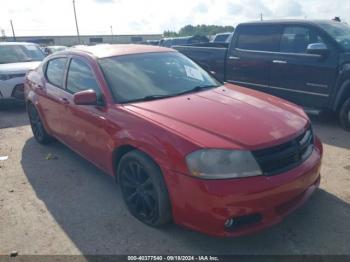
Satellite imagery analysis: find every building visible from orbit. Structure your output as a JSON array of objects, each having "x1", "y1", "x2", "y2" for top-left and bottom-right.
[{"x1": 1, "y1": 34, "x2": 162, "y2": 46}]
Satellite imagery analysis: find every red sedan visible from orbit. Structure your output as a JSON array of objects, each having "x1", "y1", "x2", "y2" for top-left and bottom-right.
[{"x1": 24, "y1": 45, "x2": 322, "y2": 237}]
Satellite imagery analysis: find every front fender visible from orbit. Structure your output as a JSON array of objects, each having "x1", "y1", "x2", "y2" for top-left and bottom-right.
[{"x1": 110, "y1": 125, "x2": 196, "y2": 177}]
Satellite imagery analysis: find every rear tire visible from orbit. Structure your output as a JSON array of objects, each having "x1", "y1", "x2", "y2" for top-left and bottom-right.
[
  {"x1": 117, "y1": 150, "x2": 172, "y2": 227},
  {"x1": 339, "y1": 97, "x2": 350, "y2": 131},
  {"x1": 27, "y1": 103, "x2": 53, "y2": 144}
]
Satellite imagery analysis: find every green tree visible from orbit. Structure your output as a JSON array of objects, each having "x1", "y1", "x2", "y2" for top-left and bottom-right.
[
  {"x1": 174, "y1": 24, "x2": 234, "y2": 37},
  {"x1": 163, "y1": 30, "x2": 178, "y2": 37}
]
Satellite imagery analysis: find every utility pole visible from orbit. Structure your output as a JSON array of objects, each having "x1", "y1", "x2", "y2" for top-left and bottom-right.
[
  {"x1": 260, "y1": 13, "x2": 263, "y2": 21},
  {"x1": 72, "y1": 0, "x2": 81, "y2": 44},
  {"x1": 10, "y1": 20, "x2": 16, "y2": 41},
  {"x1": 110, "y1": 25, "x2": 114, "y2": 43}
]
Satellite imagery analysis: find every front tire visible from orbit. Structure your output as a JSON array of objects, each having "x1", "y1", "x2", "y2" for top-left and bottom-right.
[
  {"x1": 27, "y1": 103, "x2": 53, "y2": 144},
  {"x1": 117, "y1": 150, "x2": 172, "y2": 227},
  {"x1": 339, "y1": 97, "x2": 350, "y2": 131}
]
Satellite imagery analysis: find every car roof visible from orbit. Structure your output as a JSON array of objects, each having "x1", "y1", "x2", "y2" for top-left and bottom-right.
[
  {"x1": 238, "y1": 19, "x2": 336, "y2": 27},
  {"x1": 62, "y1": 44, "x2": 175, "y2": 59},
  {"x1": 0, "y1": 42, "x2": 39, "y2": 46}
]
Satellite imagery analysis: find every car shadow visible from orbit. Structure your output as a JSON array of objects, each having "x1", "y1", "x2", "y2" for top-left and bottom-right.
[
  {"x1": 309, "y1": 115, "x2": 350, "y2": 150},
  {"x1": 0, "y1": 101, "x2": 27, "y2": 128},
  {"x1": 21, "y1": 137, "x2": 350, "y2": 255}
]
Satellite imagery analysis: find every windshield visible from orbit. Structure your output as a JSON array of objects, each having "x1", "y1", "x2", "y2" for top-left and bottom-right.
[
  {"x1": 0, "y1": 44, "x2": 45, "y2": 64},
  {"x1": 318, "y1": 22, "x2": 350, "y2": 51},
  {"x1": 98, "y1": 52, "x2": 221, "y2": 103}
]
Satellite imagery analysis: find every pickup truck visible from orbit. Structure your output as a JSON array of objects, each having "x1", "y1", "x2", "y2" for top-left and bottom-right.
[{"x1": 174, "y1": 20, "x2": 350, "y2": 130}]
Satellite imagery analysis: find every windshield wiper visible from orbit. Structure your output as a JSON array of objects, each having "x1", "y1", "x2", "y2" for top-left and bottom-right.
[
  {"x1": 122, "y1": 85, "x2": 218, "y2": 104},
  {"x1": 123, "y1": 94, "x2": 175, "y2": 103},
  {"x1": 174, "y1": 84, "x2": 219, "y2": 96}
]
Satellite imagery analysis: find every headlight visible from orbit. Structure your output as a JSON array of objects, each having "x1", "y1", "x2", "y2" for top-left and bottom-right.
[
  {"x1": 185, "y1": 149, "x2": 262, "y2": 179},
  {"x1": 0, "y1": 73, "x2": 25, "y2": 81}
]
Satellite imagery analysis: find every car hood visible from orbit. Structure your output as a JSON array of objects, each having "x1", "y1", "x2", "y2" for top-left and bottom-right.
[
  {"x1": 0, "y1": 61, "x2": 41, "y2": 74},
  {"x1": 124, "y1": 84, "x2": 309, "y2": 150}
]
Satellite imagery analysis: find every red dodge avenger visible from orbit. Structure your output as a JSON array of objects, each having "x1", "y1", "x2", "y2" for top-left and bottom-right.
[{"x1": 24, "y1": 44, "x2": 322, "y2": 237}]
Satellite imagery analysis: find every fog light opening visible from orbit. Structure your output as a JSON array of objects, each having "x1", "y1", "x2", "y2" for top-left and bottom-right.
[
  {"x1": 224, "y1": 218, "x2": 235, "y2": 228},
  {"x1": 224, "y1": 213, "x2": 263, "y2": 231}
]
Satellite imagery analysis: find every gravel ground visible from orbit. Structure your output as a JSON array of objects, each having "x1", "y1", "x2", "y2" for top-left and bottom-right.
[{"x1": 0, "y1": 103, "x2": 349, "y2": 255}]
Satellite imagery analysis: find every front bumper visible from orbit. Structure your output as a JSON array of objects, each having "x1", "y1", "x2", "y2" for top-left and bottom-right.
[
  {"x1": 164, "y1": 137, "x2": 322, "y2": 237},
  {"x1": 0, "y1": 77, "x2": 25, "y2": 100}
]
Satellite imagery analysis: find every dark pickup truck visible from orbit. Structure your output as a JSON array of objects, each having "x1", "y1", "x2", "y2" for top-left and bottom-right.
[{"x1": 174, "y1": 20, "x2": 350, "y2": 130}]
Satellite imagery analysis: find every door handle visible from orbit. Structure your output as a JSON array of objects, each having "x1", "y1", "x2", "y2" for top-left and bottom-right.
[
  {"x1": 60, "y1": 98, "x2": 70, "y2": 105},
  {"x1": 229, "y1": 56, "x2": 240, "y2": 60},
  {"x1": 273, "y1": 60, "x2": 287, "y2": 64}
]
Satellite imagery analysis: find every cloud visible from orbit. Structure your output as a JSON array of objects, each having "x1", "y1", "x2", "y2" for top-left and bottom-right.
[
  {"x1": 0, "y1": 0, "x2": 349, "y2": 36},
  {"x1": 94, "y1": 0, "x2": 114, "y2": 3},
  {"x1": 227, "y1": 3, "x2": 243, "y2": 15},
  {"x1": 193, "y1": 2, "x2": 208, "y2": 13},
  {"x1": 225, "y1": 0, "x2": 272, "y2": 20},
  {"x1": 274, "y1": 0, "x2": 304, "y2": 17}
]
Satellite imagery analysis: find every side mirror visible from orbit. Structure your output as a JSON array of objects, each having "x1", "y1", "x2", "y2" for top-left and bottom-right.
[
  {"x1": 307, "y1": 43, "x2": 329, "y2": 56},
  {"x1": 73, "y1": 90, "x2": 97, "y2": 105}
]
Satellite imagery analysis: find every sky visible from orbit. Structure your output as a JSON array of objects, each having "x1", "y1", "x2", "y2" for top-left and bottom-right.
[{"x1": 1, "y1": 0, "x2": 350, "y2": 36}]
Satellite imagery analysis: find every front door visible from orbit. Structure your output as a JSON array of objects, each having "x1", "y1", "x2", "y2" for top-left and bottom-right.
[
  {"x1": 60, "y1": 57, "x2": 111, "y2": 172},
  {"x1": 39, "y1": 57, "x2": 68, "y2": 137},
  {"x1": 269, "y1": 25, "x2": 338, "y2": 108}
]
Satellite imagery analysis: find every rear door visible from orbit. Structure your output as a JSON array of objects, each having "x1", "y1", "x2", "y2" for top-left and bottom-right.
[
  {"x1": 269, "y1": 25, "x2": 338, "y2": 108},
  {"x1": 39, "y1": 57, "x2": 68, "y2": 137},
  {"x1": 226, "y1": 24, "x2": 281, "y2": 91}
]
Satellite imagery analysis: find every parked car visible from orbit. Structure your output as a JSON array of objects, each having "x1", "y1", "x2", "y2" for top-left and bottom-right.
[
  {"x1": 211, "y1": 32, "x2": 233, "y2": 43},
  {"x1": 0, "y1": 42, "x2": 45, "y2": 102},
  {"x1": 24, "y1": 44, "x2": 322, "y2": 237},
  {"x1": 159, "y1": 35, "x2": 209, "y2": 47},
  {"x1": 174, "y1": 20, "x2": 350, "y2": 130},
  {"x1": 146, "y1": 40, "x2": 160, "y2": 46},
  {"x1": 44, "y1": 45, "x2": 67, "y2": 56}
]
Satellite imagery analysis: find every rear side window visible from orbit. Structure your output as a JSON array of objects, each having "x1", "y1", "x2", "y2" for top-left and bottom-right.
[
  {"x1": 46, "y1": 58, "x2": 67, "y2": 88},
  {"x1": 280, "y1": 26, "x2": 325, "y2": 54},
  {"x1": 66, "y1": 58, "x2": 100, "y2": 94},
  {"x1": 236, "y1": 25, "x2": 281, "y2": 52},
  {"x1": 214, "y1": 34, "x2": 230, "y2": 43}
]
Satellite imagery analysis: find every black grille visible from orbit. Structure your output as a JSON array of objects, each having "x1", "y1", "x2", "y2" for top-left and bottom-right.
[{"x1": 253, "y1": 127, "x2": 314, "y2": 176}]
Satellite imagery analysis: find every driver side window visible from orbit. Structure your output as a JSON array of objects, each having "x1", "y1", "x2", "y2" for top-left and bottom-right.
[
  {"x1": 280, "y1": 26, "x2": 326, "y2": 54},
  {"x1": 66, "y1": 58, "x2": 100, "y2": 94}
]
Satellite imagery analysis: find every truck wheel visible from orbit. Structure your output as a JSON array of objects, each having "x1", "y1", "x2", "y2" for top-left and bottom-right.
[
  {"x1": 117, "y1": 150, "x2": 172, "y2": 227},
  {"x1": 339, "y1": 97, "x2": 350, "y2": 131}
]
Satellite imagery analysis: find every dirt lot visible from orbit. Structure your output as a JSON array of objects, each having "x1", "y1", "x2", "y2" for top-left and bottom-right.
[{"x1": 0, "y1": 103, "x2": 349, "y2": 255}]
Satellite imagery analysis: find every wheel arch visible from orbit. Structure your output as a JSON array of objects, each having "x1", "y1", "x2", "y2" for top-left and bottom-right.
[
  {"x1": 333, "y1": 79, "x2": 350, "y2": 112},
  {"x1": 111, "y1": 144, "x2": 166, "y2": 182},
  {"x1": 26, "y1": 99, "x2": 52, "y2": 135}
]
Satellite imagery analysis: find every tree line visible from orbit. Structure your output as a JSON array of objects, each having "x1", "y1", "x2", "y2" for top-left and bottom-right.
[{"x1": 164, "y1": 24, "x2": 234, "y2": 37}]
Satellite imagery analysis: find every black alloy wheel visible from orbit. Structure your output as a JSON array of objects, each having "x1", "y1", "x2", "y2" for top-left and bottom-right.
[
  {"x1": 27, "y1": 103, "x2": 53, "y2": 144},
  {"x1": 118, "y1": 151, "x2": 171, "y2": 227}
]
